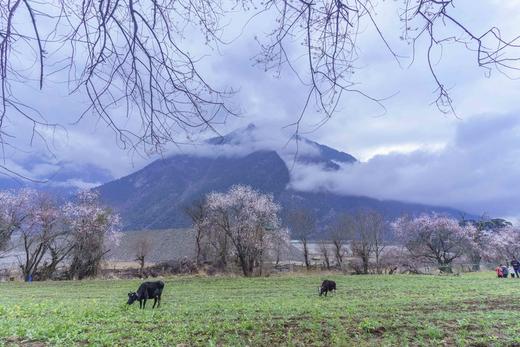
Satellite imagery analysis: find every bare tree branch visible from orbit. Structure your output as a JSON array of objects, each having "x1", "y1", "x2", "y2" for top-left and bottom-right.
[{"x1": 1, "y1": 0, "x2": 519, "y2": 176}]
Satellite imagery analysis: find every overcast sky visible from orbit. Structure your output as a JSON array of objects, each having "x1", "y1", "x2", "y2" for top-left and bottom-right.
[{"x1": 5, "y1": 0, "x2": 520, "y2": 220}]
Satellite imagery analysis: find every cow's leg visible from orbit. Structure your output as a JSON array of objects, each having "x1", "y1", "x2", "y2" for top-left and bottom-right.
[
  {"x1": 139, "y1": 300, "x2": 142, "y2": 309},
  {"x1": 157, "y1": 295, "x2": 161, "y2": 308},
  {"x1": 152, "y1": 298, "x2": 157, "y2": 309}
]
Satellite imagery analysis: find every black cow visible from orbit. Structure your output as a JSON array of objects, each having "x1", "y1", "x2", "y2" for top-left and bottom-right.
[
  {"x1": 127, "y1": 281, "x2": 164, "y2": 309},
  {"x1": 318, "y1": 280, "x2": 336, "y2": 296}
]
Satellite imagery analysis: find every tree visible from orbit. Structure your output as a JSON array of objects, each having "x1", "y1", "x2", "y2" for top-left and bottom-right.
[
  {"x1": 271, "y1": 229, "x2": 291, "y2": 267},
  {"x1": 347, "y1": 210, "x2": 385, "y2": 275},
  {"x1": 17, "y1": 191, "x2": 64, "y2": 281},
  {"x1": 185, "y1": 199, "x2": 208, "y2": 266},
  {"x1": 0, "y1": 190, "x2": 31, "y2": 255},
  {"x1": 392, "y1": 214, "x2": 476, "y2": 273},
  {"x1": 0, "y1": 188, "x2": 122, "y2": 281},
  {"x1": 63, "y1": 191, "x2": 121, "y2": 280},
  {"x1": 319, "y1": 240, "x2": 332, "y2": 270},
  {"x1": 488, "y1": 226, "x2": 520, "y2": 263},
  {"x1": 369, "y1": 211, "x2": 387, "y2": 274},
  {"x1": 460, "y1": 216, "x2": 512, "y2": 271},
  {"x1": 206, "y1": 222, "x2": 231, "y2": 270},
  {"x1": 36, "y1": 236, "x2": 74, "y2": 281},
  {"x1": 328, "y1": 214, "x2": 349, "y2": 268},
  {"x1": 287, "y1": 209, "x2": 316, "y2": 270},
  {"x1": 2, "y1": 1, "x2": 519, "y2": 176},
  {"x1": 134, "y1": 236, "x2": 152, "y2": 278},
  {"x1": 0, "y1": 189, "x2": 72, "y2": 281},
  {"x1": 190, "y1": 200, "x2": 230, "y2": 269},
  {"x1": 204, "y1": 185, "x2": 284, "y2": 277}
]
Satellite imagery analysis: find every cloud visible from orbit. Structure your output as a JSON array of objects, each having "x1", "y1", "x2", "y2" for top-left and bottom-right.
[
  {"x1": 165, "y1": 123, "x2": 321, "y2": 160},
  {"x1": 289, "y1": 113, "x2": 520, "y2": 217},
  {"x1": 49, "y1": 179, "x2": 103, "y2": 190}
]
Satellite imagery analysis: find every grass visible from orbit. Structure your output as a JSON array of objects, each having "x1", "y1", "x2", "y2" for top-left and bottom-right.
[{"x1": 1, "y1": 272, "x2": 520, "y2": 346}]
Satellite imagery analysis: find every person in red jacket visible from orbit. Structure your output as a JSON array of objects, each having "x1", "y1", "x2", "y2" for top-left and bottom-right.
[{"x1": 496, "y1": 264, "x2": 504, "y2": 278}]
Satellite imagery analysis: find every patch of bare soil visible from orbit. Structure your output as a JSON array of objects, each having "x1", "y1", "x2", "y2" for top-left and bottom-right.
[
  {"x1": 405, "y1": 297, "x2": 520, "y2": 314},
  {"x1": 2, "y1": 337, "x2": 47, "y2": 347}
]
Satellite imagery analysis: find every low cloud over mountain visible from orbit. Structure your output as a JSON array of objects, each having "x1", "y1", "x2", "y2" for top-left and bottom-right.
[{"x1": 290, "y1": 113, "x2": 520, "y2": 219}]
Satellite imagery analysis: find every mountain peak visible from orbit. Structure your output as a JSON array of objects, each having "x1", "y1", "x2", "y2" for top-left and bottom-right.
[
  {"x1": 206, "y1": 123, "x2": 258, "y2": 145},
  {"x1": 205, "y1": 124, "x2": 357, "y2": 169}
]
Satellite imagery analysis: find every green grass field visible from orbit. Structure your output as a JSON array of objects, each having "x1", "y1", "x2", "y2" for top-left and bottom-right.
[{"x1": 1, "y1": 272, "x2": 520, "y2": 346}]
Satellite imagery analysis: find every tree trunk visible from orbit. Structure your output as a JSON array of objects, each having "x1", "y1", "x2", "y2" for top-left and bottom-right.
[
  {"x1": 439, "y1": 261, "x2": 453, "y2": 273},
  {"x1": 195, "y1": 230, "x2": 202, "y2": 266},
  {"x1": 238, "y1": 253, "x2": 252, "y2": 277},
  {"x1": 324, "y1": 255, "x2": 330, "y2": 270},
  {"x1": 362, "y1": 254, "x2": 369, "y2": 274},
  {"x1": 471, "y1": 254, "x2": 481, "y2": 271},
  {"x1": 138, "y1": 257, "x2": 145, "y2": 277},
  {"x1": 302, "y1": 239, "x2": 310, "y2": 270},
  {"x1": 334, "y1": 244, "x2": 343, "y2": 268}
]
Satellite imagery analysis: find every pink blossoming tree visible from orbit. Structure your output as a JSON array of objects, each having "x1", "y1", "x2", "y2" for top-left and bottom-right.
[
  {"x1": 204, "y1": 185, "x2": 287, "y2": 277},
  {"x1": 0, "y1": 189, "x2": 67, "y2": 280},
  {"x1": 16, "y1": 190, "x2": 68, "y2": 281},
  {"x1": 1, "y1": 188, "x2": 121, "y2": 281},
  {"x1": 0, "y1": 189, "x2": 31, "y2": 253},
  {"x1": 459, "y1": 217, "x2": 511, "y2": 271},
  {"x1": 392, "y1": 214, "x2": 477, "y2": 273},
  {"x1": 488, "y1": 227, "x2": 520, "y2": 263},
  {"x1": 63, "y1": 190, "x2": 121, "y2": 280}
]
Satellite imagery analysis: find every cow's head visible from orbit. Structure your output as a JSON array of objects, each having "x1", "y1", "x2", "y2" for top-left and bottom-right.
[{"x1": 127, "y1": 292, "x2": 139, "y2": 305}]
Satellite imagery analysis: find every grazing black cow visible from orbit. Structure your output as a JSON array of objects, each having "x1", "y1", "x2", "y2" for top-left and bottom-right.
[
  {"x1": 127, "y1": 281, "x2": 164, "y2": 309},
  {"x1": 318, "y1": 280, "x2": 336, "y2": 296}
]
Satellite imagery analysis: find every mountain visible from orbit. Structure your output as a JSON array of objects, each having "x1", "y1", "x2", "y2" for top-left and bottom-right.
[
  {"x1": 0, "y1": 158, "x2": 113, "y2": 197},
  {"x1": 98, "y1": 150, "x2": 290, "y2": 230},
  {"x1": 97, "y1": 124, "x2": 471, "y2": 235}
]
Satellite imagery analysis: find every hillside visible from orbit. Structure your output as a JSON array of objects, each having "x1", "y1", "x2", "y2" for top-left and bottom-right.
[
  {"x1": 97, "y1": 126, "x2": 469, "y2": 235},
  {"x1": 98, "y1": 150, "x2": 290, "y2": 229}
]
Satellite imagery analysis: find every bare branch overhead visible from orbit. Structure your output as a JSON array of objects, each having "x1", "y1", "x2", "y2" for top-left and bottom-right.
[{"x1": 1, "y1": 0, "x2": 519, "y2": 174}]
